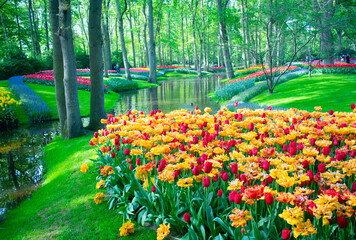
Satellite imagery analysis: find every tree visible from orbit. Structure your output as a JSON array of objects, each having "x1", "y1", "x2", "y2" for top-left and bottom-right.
[
  {"x1": 49, "y1": 0, "x2": 67, "y2": 138},
  {"x1": 216, "y1": 0, "x2": 234, "y2": 79},
  {"x1": 102, "y1": 0, "x2": 112, "y2": 78},
  {"x1": 88, "y1": 0, "x2": 106, "y2": 130},
  {"x1": 115, "y1": 0, "x2": 132, "y2": 80},
  {"x1": 147, "y1": 0, "x2": 157, "y2": 83},
  {"x1": 58, "y1": 0, "x2": 83, "y2": 138}
]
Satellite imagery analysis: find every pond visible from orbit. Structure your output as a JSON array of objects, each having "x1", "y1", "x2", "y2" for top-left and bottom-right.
[
  {"x1": 0, "y1": 74, "x2": 225, "y2": 220},
  {"x1": 114, "y1": 74, "x2": 226, "y2": 114}
]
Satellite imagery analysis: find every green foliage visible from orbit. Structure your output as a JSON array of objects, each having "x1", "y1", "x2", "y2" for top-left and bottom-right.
[
  {"x1": 111, "y1": 50, "x2": 124, "y2": 68},
  {"x1": 312, "y1": 67, "x2": 356, "y2": 74},
  {"x1": 107, "y1": 78, "x2": 139, "y2": 92},
  {"x1": 75, "y1": 51, "x2": 90, "y2": 69}
]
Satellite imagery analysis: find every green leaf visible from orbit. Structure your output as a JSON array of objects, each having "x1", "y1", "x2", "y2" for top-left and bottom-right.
[
  {"x1": 213, "y1": 234, "x2": 225, "y2": 240},
  {"x1": 213, "y1": 217, "x2": 234, "y2": 236}
]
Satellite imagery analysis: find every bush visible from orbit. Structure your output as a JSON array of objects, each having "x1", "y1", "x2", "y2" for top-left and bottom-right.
[
  {"x1": 214, "y1": 78, "x2": 255, "y2": 101},
  {"x1": 76, "y1": 52, "x2": 90, "y2": 69},
  {"x1": 107, "y1": 78, "x2": 139, "y2": 92}
]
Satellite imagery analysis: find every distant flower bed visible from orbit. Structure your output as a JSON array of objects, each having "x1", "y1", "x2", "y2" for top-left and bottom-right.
[
  {"x1": 214, "y1": 78, "x2": 255, "y2": 101},
  {"x1": 235, "y1": 65, "x2": 267, "y2": 76},
  {"x1": 0, "y1": 87, "x2": 21, "y2": 129},
  {"x1": 228, "y1": 66, "x2": 299, "y2": 84},
  {"x1": 157, "y1": 66, "x2": 184, "y2": 69},
  {"x1": 312, "y1": 64, "x2": 356, "y2": 74},
  {"x1": 23, "y1": 73, "x2": 109, "y2": 94},
  {"x1": 209, "y1": 66, "x2": 226, "y2": 73},
  {"x1": 8, "y1": 77, "x2": 51, "y2": 122},
  {"x1": 84, "y1": 104, "x2": 356, "y2": 239}
]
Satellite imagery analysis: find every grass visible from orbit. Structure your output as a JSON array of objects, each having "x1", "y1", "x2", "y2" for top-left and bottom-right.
[
  {"x1": 250, "y1": 74, "x2": 356, "y2": 112},
  {"x1": 0, "y1": 80, "x2": 30, "y2": 124},
  {"x1": 26, "y1": 83, "x2": 120, "y2": 119},
  {"x1": 0, "y1": 134, "x2": 156, "y2": 239},
  {"x1": 84, "y1": 77, "x2": 159, "y2": 90},
  {"x1": 158, "y1": 71, "x2": 197, "y2": 80}
]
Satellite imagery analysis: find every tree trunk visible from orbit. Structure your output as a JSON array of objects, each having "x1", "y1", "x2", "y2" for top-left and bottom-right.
[
  {"x1": 217, "y1": 0, "x2": 235, "y2": 79},
  {"x1": 29, "y1": 0, "x2": 41, "y2": 56},
  {"x1": 115, "y1": 0, "x2": 132, "y2": 80},
  {"x1": 15, "y1": 4, "x2": 22, "y2": 51},
  {"x1": 115, "y1": 17, "x2": 119, "y2": 53},
  {"x1": 192, "y1": 0, "x2": 201, "y2": 77},
  {"x1": 142, "y1": 0, "x2": 149, "y2": 66},
  {"x1": 43, "y1": 0, "x2": 50, "y2": 51},
  {"x1": 168, "y1": 12, "x2": 172, "y2": 64},
  {"x1": 181, "y1": 11, "x2": 185, "y2": 67},
  {"x1": 88, "y1": 0, "x2": 106, "y2": 130},
  {"x1": 59, "y1": 0, "x2": 83, "y2": 139},
  {"x1": 240, "y1": 0, "x2": 247, "y2": 68},
  {"x1": 147, "y1": 0, "x2": 157, "y2": 83},
  {"x1": 186, "y1": 15, "x2": 190, "y2": 67},
  {"x1": 28, "y1": 0, "x2": 36, "y2": 57},
  {"x1": 127, "y1": 0, "x2": 136, "y2": 67},
  {"x1": 49, "y1": 0, "x2": 67, "y2": 138},
  {"x1": 102, "y1": 0, "x2": 112, "y2": 78}
]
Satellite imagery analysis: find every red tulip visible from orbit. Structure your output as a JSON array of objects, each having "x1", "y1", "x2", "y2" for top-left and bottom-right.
[
  {"x1": 124, "y1": 148, "x2": 130, "y2": 155},
  {"x1": 282, "y1": 229, "x2": 291, "y2": 240},
  {"x1": 249, "y1": 122, "x2": 254, "y2": 131},
  {"x1": 234, "y1": 193, "x2": 243, "y2": 204},
  {"x1": 229, "y1": 190, "x2": 237, "y2": 202},
  {"x1": 221, "y1": 172, "x2": 229, "y2": 181},
  {"x1": 265, "y1": 193, "x2": 274, "y2": 205},
  {"x1": 351, "y1": 182, "x2": 356, "y2": 192},
  {"x1": 267, "y1": 175, "x2": 274, "y2": 184},
  {"x1": 318, "y1": 163, "x2": 326, "y2": 173},
  {"x1": 129, "y1": 164, "x2": 133, "y2": 170},
  {"x1": 203, "y1": 177, "x2": 211, "y2": 188},
  {"x1": 231, "y1": 163, "x2": 238, "y2": 174},
  {"x1": 183, "y1": 212, "x2": 190, "y2": 222},
  {"x1": 337, "y1": 215, "x2": 348, "y2": 228},
  {"x1": 322, "y1": 147, "x2": 331, "y2": 156},
  {"x1": 234, "y1": 102, "x2": 238, "y2": 107},
  {"x1": 262, "y1": 161, "x2": 270, "y2": 171},
  {"x1": 204, "y1": 162, "x2": 213, "y2": 173},
  {"x1": 217, "y1": 189, "x2": 223, "y2": 197},
  {"x1": 192, "y1": 166, "x2": 200, "y2": 176},
  {"x1": 351, "y1": 103, "x2": 355, "y2": 109},
  {"x1": 111, "y1": 152, "x2": 116, "y2": 158},
  {"x1": 329, "y1": 109, "x2": 334, "y2": 115},
  {"x1": 151, "y1": 185, "x2": 156, "y2": 192},
  {"x1": 241, "y1": 228, "x2": 246, "y2": 234},
  {"x1": 302, "y1": 160, "x2": 309, "y2": 168},
  {"x1": 136, "y1": 159, "x2": 141, "y2": 165}
]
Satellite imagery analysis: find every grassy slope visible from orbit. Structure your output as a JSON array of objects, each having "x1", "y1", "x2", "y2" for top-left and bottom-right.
[
  {"x1": 0, "y1": 81, "x2": 30, "y2": 124},
  {"x1": 0, "y1": 134, "x2": 156, "y2": 240},
  {"x1": 250, "y1": 74, "x2": 356, "y2": 112},
  {"x1": 26, "y1": 83, "x2": 120, "y2": 119}
]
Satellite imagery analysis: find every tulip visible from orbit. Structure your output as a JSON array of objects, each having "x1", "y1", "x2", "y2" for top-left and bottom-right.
[
  {"x1": 249, "y1": 122, "x2": 254, "y2": 131},
  {"x1": 111, "y1": 152, "x2": 116, "y2": 158},
  {"x1": 310, "y1": 138, "x2": 316, "y2": 146},
  {"x1": 262, "y1": 161, "x2": 270, "y2": 171},
  {"x1": 231, "y1": 163, "x2": 238, "y2": 174},
  {"x1": 183, "y1": 213, "x2": 190, "y2": 222},
  {"x1": 234, "y1": 102, "x2": 238, "y2": 107},
  {"x1": 136, "y1": 159, "x2": 141, "y2": 165},
  {"x1": 217, "y1": 189, "x2": 223, "y2": 197},
  {"x1": 241, "y1": 228, "x2": 246, "y2": 234},
  {"x1": 234, "y1": 193, "x2": 242, "y2": 204},
  {"x1": 318, "y1": 163, "x2": 326, "y2": 173},
  {"x1": 229, "y1": 190, "x2": 237, "y2": 202},
  {"x1": 284, "y1": 128, "x2": 290, "y2": 135},
  {"x1": 297, "y1": 142, "x2": 304, "y2": 151},
  {"x1": 151, "y1": 186, "x2": 156, "y2": 192},
  {"x1": 204, "y1": 162, "x2": 213, "y2": 173},
  {"x1": 94, "y1": 132, "x2": 99, "y2": 138},
  {"x1": 322, "y1": 147, "x2": 331, "y2": 156},
  {"x1": 282, "y1": 229, "x2": 291, "y2": 240},
  {"x1": 129, "y1": 164, "x2": 133, "y2": 170},
  {"x1": 265, "y1": 193, "x2": 274, "y2": 205},
  {"x1": 302, "y1": 160, "x2": 309, "y2": 168},
  {"x1": 192, "y1": 166, "x2": 200, "y2": 176},
  {"x1": 282, "y1": 144, "x2": 288, "y2": 152},
  {"x1": 221, "y1": 172, "x2": 229, "y2": 181},
  {"x1": 203, "y1": 177, "x2": 211, "y2": 188},
  {"x1": 351, "y1": 103, "x2": 355, "y2": 109},
  {"x1": 240, "y1": 174, "x2": 247, "y2": 183},
  {"x1": 352, "y1": 182, "x2": 356, "y2": 192},
  {"x1": 124, "y1": 148, "x2": 130, "y2": 155},
  {"x1": 329, "y1": 109, "x2": 334, "y2": 115},
  {"x1": 267, "y1": 175, "x2": 274, "y2": 184},
  {"x1": 307, "y1": 170, "x2": 314, "y2": 181},
  {"x1": 337, "y1": 215, "x2": 348, "y2": 228},
  {"x1": 213, "y1": 174, "x2": 219, "y2": 182}
]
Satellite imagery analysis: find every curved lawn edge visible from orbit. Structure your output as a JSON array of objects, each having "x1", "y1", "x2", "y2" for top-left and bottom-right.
[
  {"x1": 249, "y1": 73, "x2": 356, "y2": 112},
  {"x1": 0, "y1": 134, "x2": 156, "y2": 240}
]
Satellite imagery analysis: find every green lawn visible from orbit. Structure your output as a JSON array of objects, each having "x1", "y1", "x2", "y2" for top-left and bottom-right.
[
  {"x1": 158, "y1": 71, "x2": 197, "y2": 80},
  {"x1": 26, "y1": 83, "x2": 120, "y2": 119},
  {"x1": 0, "y1": 134, "x2": 156, "y2": 240},
  {"x1": 0, "y1": 81, "x2": 30, "y2": 124},
  {"x1": 250, "y1": 74, "x2": 356, "y2": 112}
]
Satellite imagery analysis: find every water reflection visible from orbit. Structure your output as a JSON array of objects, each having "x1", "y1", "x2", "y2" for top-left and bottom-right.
[
  {"x1": 115, "y1": 75, "x2": 225, "y2": 114},
  {"x1": 0, "y1": 122, "x2": 59, "y2": 218}
]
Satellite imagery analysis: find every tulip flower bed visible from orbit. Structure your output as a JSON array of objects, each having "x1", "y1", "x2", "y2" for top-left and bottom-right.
[
  {"x1": 209, "y1": 67, "x2": 226, "y2": 73},
  {"x1": 228, "y1": 66, "x2": 299, "y2": 84},
  {"x1": 23, "y1": 73, "x2": 110, "y2": 94},
  {"x1": 86, "y1": 105, "x2": 356, "y2": 239},
  {"x1": 312, "y1": 64, "x2": 356, "y2": 74},
  {"x1": 157, "y1": 66, "x2": 184, "y2": 69},
  {"x1": 214, "y1": 78, "x2": 255, "y2": 101},
  {"x1": 0, "y1": 87, "x2": 21, "y2": 128},
  {"x1": 235, "y1": 65, "x2": 267, "y2": 76}
]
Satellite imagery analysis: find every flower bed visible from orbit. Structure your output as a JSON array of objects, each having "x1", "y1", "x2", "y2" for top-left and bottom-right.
[
  {"x1": 228, "y1": 66, "x2": 299, "y2": 84},
  {"x1": 8, "y1": 76, "x2": 51, "y2": 122},
  {"x1": 157, "y1": 66, "x2": 184, "y2": 69},
  {"x1": 235, "y1": 65, "x2": 267, "y2": 76},
  {"x1": 312, "y1": 64, "x2": 356, "y2": 74},
  {"x1": 84, "y1": 102, "x2": 356, "y2": 239},
  {"x1": 0, "y1": 87, "x2": 21, "y2": 129},
  {"x1": 23, "y1": 73, "x2": 110, "y2": 94},
  {"x1": 209, "y1": 67, "x2": 226, "y2": 73}
]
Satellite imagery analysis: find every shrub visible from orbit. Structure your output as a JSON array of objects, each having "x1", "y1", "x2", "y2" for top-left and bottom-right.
[
  {"x1": 214, "y1": 78, "x2": 255, "y2": 101},
  {"x1": 107, "y1": 78, "x2": 139, "y2": 92},
  {"x1": 8, "y1": 76, "x2": 51, "y2": 122}
]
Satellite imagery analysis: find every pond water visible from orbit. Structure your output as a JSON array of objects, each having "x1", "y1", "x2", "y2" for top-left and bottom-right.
[
  {"x1": 113, "y1": 74, "x2": 226, "y2": 114},
  {"x1": 0, "y1": 74, "x2": 225, "y2": 219},
  {"x1": 0, "y1": 122, "x2": 59, "y2": 219}
]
